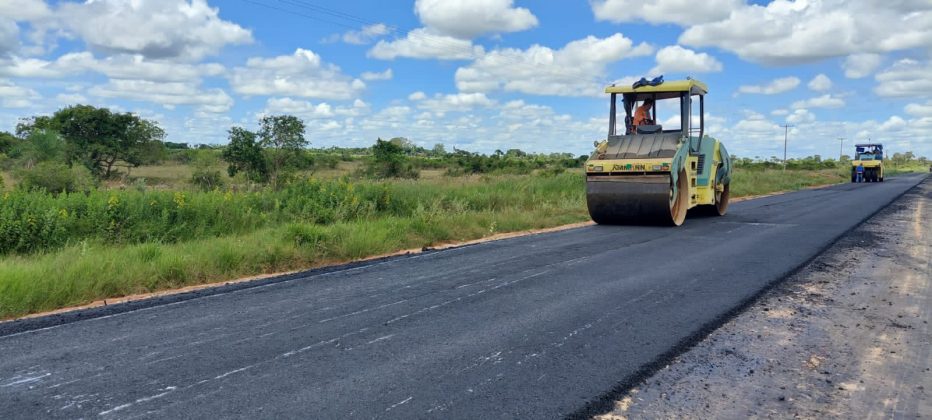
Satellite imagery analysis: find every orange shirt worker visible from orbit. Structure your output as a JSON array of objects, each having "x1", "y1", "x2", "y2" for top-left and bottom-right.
[{"x1": 633, "y1": 98, "x2": 654, "y2": 129}]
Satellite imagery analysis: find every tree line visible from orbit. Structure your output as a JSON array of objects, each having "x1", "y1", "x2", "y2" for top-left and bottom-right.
[
  {"x1": 0, "y1": 105, "x2": 589, "y2": 193},
  {"x1": 5, "y1": 104, "x2": 924, "y2": 194}
]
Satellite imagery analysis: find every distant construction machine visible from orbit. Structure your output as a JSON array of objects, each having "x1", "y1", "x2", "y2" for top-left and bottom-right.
[
  {"x1": 585, "y1": 78, "x2": 732, "y2": 226},
  {"x1": 851, "y1": 143, "x2": 884, "y2": 182}
]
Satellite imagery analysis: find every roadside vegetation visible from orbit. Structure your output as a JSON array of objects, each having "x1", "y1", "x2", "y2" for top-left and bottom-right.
[{"x1": 0, "y1": 105, "x2": 928, "y2": 319}]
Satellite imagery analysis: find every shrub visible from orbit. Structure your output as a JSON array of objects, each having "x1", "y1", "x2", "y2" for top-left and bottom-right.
[
  {"x1": 16, "y1": 162, "x2": 94, "y2": 194},
  {"x1": 313, "y1": 153, "x2": 340, "y2": 170},
  {"x1": 0, "y1": 152, "x2": 10, "y2": 172},
  {"x1": 363, "y1": 139, "x2": 419, "y2": 179},
  {"x1": 189, "y1": 151, "x2": 225, "y2": 191}
]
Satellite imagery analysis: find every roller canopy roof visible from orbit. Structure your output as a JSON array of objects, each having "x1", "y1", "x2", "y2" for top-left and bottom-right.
[{"x1": 605, "y1": 79, "x2": 708, "y2": 98}]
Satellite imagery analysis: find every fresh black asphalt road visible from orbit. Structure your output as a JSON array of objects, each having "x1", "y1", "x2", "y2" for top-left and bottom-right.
[{"x1": 0, "y1": 174, "x2": 927, "y2": 419}]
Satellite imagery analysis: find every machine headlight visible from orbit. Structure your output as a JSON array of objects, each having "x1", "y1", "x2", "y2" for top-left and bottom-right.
[{"x1": 592, "y1": 165, "x2": 604, "y2": 172}]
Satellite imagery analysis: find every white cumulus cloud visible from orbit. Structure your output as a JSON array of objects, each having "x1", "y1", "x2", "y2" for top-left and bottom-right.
[
  {"x1": 0, "y1": 18, "x2": 19, "y2": 55},
  {"x1": 337, "y1": 23, "x2": 391, "y2": 45},
  {"x1": 649, "y1": 45, "x2": 722, "y2": 75},
  {"x1": 591, "y1": 0, "x2": 741, "y2": 26},
  {"x1": 843, "y1": 53, "x2": 883, "y2": 79},
  {"x1": 455, "y1": 33, "x2": 653, "y2": 97},
  {"x1": 0, "y1": 0, "x2": 52, "y2": 21},
  {"x1": 679, "y1": 0, "x2": 932, "y2": 65},
  {"x1": 229, "y1": 49, "x2": 365, "y2": 100},
  {"x1": 807, "y1": 74, "x2": 832, "y2": 91},
  {"x1": 905, "y1": 101, "x2": 932, "y2": 117},
  {"x1": 786, "y1": 108, "x2": 815, "y2": 124},
  {"x1": 0, "y1": 78, "x2": 39, "y2": 108},
  {"x1": 263, "y1": 97, "x2": 367, "y2": 121},
  {"x1": 369, "y1": 28, "x2": 483, "y2": 61},
  {"x1": 415, "y1": 0, "x2": 538, "y2": 39},
  {"x1": 360, "y1": 68, "x2": 393, "y2": 81},
  {"x1": 418, "y1": 92, "x2": 496, "y2": 114},
  {"x1": 88, "y1": 79, "x2": 233, "y2": 113},
  {"x1": 874, "y1": 59, "x2": 932, "y2": 98},
  {"x1": 792, "y1": 94, "x2": 845, "y2": 109},
  {"x1": 0, "y1": 53, "x2": 226, "y2": 85},
  {"x1": 738, "y1": 77, "x2": 800, "y2": 95},
  {"x1": 57, "y1": 0, "x2": 252, "y2": 61}
]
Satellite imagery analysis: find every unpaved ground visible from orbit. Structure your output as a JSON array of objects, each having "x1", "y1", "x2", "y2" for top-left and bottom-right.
[{"x1": 599, "y1": 179, "x2": 931, "y2": 419}]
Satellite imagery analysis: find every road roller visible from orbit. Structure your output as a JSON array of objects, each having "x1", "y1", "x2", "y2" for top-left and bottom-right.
[
  {"x1": 850, "y1": 143, "x2": 884, "y2": 182},
  {"x1": 585, "y1": 78, "x2": 732, "y2": 226}
]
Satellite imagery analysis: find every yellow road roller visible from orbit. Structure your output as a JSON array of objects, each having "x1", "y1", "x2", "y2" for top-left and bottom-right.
[
  {"x1": 851, "y1": 143, "x2": 884, "y2": 182},
  {"x1": 586, "y1": 78, "x2": 732, "y2": 226}
]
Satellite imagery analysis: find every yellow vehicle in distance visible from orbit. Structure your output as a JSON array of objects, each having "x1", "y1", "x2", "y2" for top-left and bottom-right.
[
  {"x1": 851, "y1": 143, "x2": 884, "y2": 182},
  {"x1": 585, "y1": 78, "x2": 732, "y2": 226}
]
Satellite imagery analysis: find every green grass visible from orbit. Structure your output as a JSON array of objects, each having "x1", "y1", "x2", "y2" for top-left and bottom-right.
[
  {"x1": 884, "y1": 162, "x2": 931, "y2": 176},
  {"x1": 0, "y1": 166, "x2": 911, "y2": 320},
  {"x1": 730, "y1": 168, "x2": 849, "y2": 197}
]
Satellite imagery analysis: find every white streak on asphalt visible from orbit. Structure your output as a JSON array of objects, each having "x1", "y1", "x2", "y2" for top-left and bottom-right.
[
  {"x1": 366, "y1": 334, "x2": 395, "y2": 345},
  {"x1": 46, "y1": 379, "x2": 80, "y2": 389},
  {"x1": 98, "y1": 386, "x2": 177, "y2": 416},
  {"x1": 98, "y1": 403, "x2": 133, "y2": 416},
  {"x1": 386, "y1": 396, "x2": 413, "y2": 411},
  {"x1": 317, "y1": 299, "x2": 409, "y2": 324},
  {"x1": 214, "y1": 366, "x2": 254, "y2": 380},
  {"x1": 1, "y1": 373, "x2": 50, "y2": 387},
  {"x1": 455, "y1": 277, "x2": 497, "y2": 289},
  {"x1": 386, "y1": 270, "x2": 552, "y2": 325},
  {"x1": 282, "y1": 327, "x2": 370, "y2": 357},
  {"x1": 145, "y1": 355, "x2": 183, "y2": 365}
]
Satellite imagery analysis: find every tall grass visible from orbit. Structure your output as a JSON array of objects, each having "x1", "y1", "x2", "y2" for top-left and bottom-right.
[
  {"x1": 730, "y1": 168, "x2": 849, "y2": 197},
  {"x1": 0, "y1": 174, "x2": 581, "y2": 255}
]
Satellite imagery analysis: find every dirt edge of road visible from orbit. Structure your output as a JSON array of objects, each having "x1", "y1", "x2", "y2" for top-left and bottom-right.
[
  {"x1": 565, "y1": 176, "x2": 928, "y2": 419},
  {"x1": 0, "y1": 179, "x2": 874, "y2": 336}
]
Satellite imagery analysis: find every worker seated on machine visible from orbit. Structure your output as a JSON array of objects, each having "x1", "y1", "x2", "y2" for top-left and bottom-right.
[{"x1": 630, "y1": 99, "x2": 661, "y2": 134}]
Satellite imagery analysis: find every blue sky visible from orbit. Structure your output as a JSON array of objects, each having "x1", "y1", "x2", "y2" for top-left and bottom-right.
[{"x1": 1, "y1": 0, "x2": 930, "y2": 159}]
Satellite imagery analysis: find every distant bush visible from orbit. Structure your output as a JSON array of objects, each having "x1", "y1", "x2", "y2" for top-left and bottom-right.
[
  {"x1": 363, "y1": 139, "x2": 419, "y2": 179},
  {"x1": 189, "y1": 151, "x2": 225, "y2": 191},
  {"x1": 539, "y1": 167, "x2": 566, "y2": 177},
  {"x1": 313, "y1": 153, "x2": 340, "y2": 170},
  {"x1": 191, "y1": 168, "x2": 224, "y2": 191},
  {"x1": 16, "y1": 162, "x2": 95, "y2": 194},
  {"x1": 0, "y1": 152, "x2": 10, "y2": 171}
]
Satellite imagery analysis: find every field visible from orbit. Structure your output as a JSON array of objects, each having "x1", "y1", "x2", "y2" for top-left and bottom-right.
[{"x1": 0, "y1": 158, "x2": 927, "y2": 320}]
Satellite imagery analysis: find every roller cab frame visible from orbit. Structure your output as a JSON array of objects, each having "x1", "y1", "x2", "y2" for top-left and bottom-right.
[
  {"x1": 585, "y1": 79, "x2": 732, "y2": 226},
  {"x1": 851, "y1": 143, "x2": 884, "y2": 183}
]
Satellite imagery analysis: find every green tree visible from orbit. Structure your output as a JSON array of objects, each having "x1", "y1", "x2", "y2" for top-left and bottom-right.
[
  {"x1": 137, "y1": 140, "x2": 168, "y2": 165},
  {"x1": 258, "y1": 115, "x2": 307, "y2": 187},
  {"x1": 15, "y1": 116, "x2": 53, "y2": 138},
  {"x1": 0, "y1": 132, "x2": 18, "y2": 155},
  {"x1": 222, "y1": 127, "x2": 268, "y2": 183},
  {"x1": 431, "y1": 143, "x2": 446, "y2": 156},
  {"x1": 388, "y1": 137, "x2": 414, "y2": 154},
  {"x1": 364, "y1": 138, "x2": 419, "y2": 179},
  {"x1": 18, "y1": 130, "x2": 65, "y2": 166},
  {"x1": 31, "y1": 105, "x2": 165, "y2": 178}
]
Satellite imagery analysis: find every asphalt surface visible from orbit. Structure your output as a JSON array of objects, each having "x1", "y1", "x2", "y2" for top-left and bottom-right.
[{"x1": 0, "y1": 174, "x2": 927, "y2": 419}]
